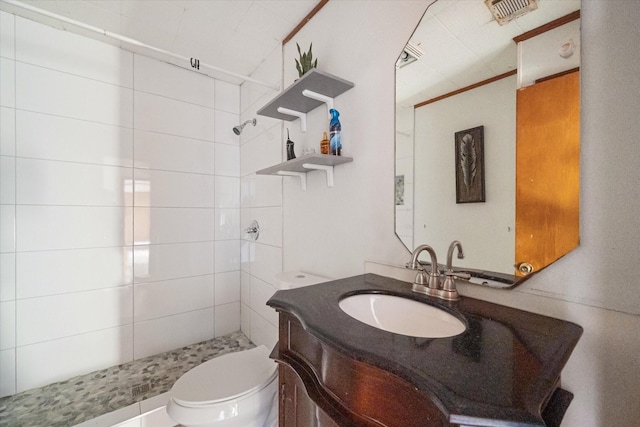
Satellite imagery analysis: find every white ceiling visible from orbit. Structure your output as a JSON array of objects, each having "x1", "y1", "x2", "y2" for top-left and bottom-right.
[
  {"x1": 397, "y1": 0, "x2": 581, "y2": 107},
  {"x1": 5, "y1": 0, "x2": 319, "y2": 84},
  {"x1": 2, "y1": 0, "x2": 580, "y2": 97}
]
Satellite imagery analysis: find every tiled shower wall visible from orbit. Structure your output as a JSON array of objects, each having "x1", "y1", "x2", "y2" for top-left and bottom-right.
[
  {"x1": 0, "y1": 11, "x2": 241, "y2": 397},
  {"x1": 239, "y1": 47, "x2": 284, "y2": 350}
]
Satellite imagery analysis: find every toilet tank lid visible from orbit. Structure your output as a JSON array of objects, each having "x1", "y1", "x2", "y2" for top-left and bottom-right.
[
  {"x1": 170, "y1": 345, "x2": 276, "y2": 406},
  {"x1": 276, "y1": 271, "x2": 329, "y2": 289}
]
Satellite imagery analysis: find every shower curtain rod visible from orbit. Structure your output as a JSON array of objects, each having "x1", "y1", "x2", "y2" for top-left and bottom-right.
[{"x1": 1, "y1": 0, "x2": 281, "y2": 91}]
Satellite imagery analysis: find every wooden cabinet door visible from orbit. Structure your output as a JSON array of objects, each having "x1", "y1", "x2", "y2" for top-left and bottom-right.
[
  {"x1": 280, "y1": 364, "x2": 341, "y2": 427},
  {"x1": 515, "y1": 71, "x2": 580, "y2": 276}
]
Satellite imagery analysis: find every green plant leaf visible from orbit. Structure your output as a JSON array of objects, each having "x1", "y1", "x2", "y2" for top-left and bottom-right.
[{"x1": 295, "y1": 42, "x2": 317, "y2": 76}]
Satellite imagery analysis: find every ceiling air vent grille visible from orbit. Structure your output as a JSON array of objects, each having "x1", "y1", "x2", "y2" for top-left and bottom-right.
[
  {"x1": 396, "y1": 42, "x2": 424, "y2": 69},
  {"x1": 485, "y1": 0, "x2": 538, "y2": 25}
]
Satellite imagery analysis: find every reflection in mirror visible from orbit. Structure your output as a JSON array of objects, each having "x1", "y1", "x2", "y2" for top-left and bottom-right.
[{"x1": 395, "y1": 0, "x2": 581, "y2": 288}]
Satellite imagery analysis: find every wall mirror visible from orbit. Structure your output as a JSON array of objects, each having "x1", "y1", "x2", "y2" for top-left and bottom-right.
[{"x1": 395, "y1": 0, "x2": 581, "y2": 288}]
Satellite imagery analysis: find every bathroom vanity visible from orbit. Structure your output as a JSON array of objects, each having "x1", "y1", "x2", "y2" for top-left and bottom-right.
[{"x1": 267, "y1": 274, "x2": 582, "y2": 427}]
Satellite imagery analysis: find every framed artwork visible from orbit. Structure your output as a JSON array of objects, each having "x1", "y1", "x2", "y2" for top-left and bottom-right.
[{"x1": 455, "y1": 126, "x2": 485, "y2": 203}]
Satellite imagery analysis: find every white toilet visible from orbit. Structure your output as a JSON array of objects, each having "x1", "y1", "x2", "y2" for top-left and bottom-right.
[{"x1": 166, "y1": 271, "x2": 328, "y2": 427}]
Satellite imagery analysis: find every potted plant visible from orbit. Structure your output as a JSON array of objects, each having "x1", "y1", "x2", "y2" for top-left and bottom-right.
[{"x1": 295, "y1": 43, "x2": 318, "y2": 78}]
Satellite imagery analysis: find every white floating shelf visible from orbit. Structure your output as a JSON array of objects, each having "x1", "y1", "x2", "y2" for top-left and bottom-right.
[
  {"x1": 257, "y1": 69, "x2": 354, "y2": 132},
  {"x1": 256, "y1": 153, "x2": 353, "y2": 190}
]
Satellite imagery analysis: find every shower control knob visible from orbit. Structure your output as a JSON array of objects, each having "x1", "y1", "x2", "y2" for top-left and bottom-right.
[{"x1": 244, "y1": 220, "x2": 260, "y2": 241}]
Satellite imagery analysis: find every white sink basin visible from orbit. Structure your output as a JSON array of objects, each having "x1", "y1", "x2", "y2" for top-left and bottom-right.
[{"x1": 338, "y1": 293, "x2": 466, "y2": 338}]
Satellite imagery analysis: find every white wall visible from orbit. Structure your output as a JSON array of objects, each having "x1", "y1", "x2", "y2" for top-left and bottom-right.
[
  {"x1": 281, "y1": 1, "x2": 427, "y2": 278},
  {"x1": 282, "y1": 1, "x2": 640, "y2": 426},
  {"x1": 0, "y1": 13, "x2": 242, "y2": 396},
  {"x1": 239, "y1": 45, "x2": 284, "y2": 350}
]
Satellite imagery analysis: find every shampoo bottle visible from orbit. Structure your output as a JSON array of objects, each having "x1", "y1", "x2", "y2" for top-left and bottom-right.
[
  {"x1": 320, "y1": 132, "x2": 330, "y2": 154},
  {"x1": 329, "y1": 109, "x2": 341, "y2": 156}
]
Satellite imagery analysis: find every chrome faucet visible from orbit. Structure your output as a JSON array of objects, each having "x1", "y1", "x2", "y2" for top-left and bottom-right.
[
  {"x1": 440, "y1": 241, "x2": 470, "y2": 301},
  {"x1": 407, "y1": 244, "x2": 442, "y2": 298},
  {"x1": 407, "y1": 241, "x2": 469, "y2": 301}
]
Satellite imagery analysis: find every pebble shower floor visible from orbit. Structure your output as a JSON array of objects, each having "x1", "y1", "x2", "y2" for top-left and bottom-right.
[{"x1": 0, "y1": 331, "x2": 254, "y2": 427}]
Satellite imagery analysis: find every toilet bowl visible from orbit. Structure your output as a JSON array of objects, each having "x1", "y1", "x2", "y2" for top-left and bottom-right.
[
  {"x1": 167, "y1": 272, "x2": 329, "y2": 427},
  {"x1": 166, "y1": 345, "x2": 278, "y2": 427}
]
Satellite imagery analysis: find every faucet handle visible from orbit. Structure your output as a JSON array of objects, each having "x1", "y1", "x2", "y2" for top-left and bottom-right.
[{"x1": 440, "y1": 271, "x2": 468, "y2": 301}]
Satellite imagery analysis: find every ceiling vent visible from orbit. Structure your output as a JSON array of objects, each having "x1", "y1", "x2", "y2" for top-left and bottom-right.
[
  {"x1": 396, "y1": 42, "x2": 424, "y2": 69},
  {"x1": 485, "y1": 0, "x2": 538, "y2": 25}
]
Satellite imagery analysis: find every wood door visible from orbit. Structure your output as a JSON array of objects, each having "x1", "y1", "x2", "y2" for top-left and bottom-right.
[{"x1": 515, "y1": 71, "x2": 580, "y2": 276}]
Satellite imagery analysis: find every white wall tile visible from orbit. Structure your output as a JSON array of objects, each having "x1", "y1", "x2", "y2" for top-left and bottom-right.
[
  {"x1": 134, "y1": 129, "x2": 215, "y2": 174},
  {"x1": 0, "y1": 300, "x2": 15, "y2": 349},
  {"x1": 215, "y1": 271, "x2": 240, "y2": 305},
  {"x1": 240, "y1": 302, "x2": 251, "y2": 338},
  {"x1": 134, "y1": 169, "x2": 215, "y2": 208},
  {"x1": 16, "y1": 325, "x2": 134, "y2": 392},
  {"x1": 133, "y1": 308, "x2": 214, "y2": 359},
  {"x1": 241, "y1": 174, "x2": 282, "y2": 208},
  {"x1": 215, "y1": 80, "x2": 240, "y2": 114},
  {"x1": 16, "y1": 110, "x2": 133, "y2": 167},
  {"x1": 134, "y1": 275, "x2": 214, "y2": 322},
  {"x1": 16, "y1": 17, "x2": 133, "y2": 88},
  {"x1": 17, "y1": 286, "x2": 133, "y2": 346},
  {"x1": 214, "y1": 143, "x2": 240, "y2": 177},
  {"x1": 215, "y1": 176, "x2": 240, "y2": 208},
  {"x1": 0, "y1": 156, "x2": 15, "y2": 204},
  {"x1": 134, "y1": 207, "x2": 214, "y2": 245},
  {"x1": 240, "y1": 126, "x2": 282, "y2": 176},
  {"x1": 0, "y1": 58, "x2": 15, "y2": 107},
  {"x1": 17, "y1": 206, "x2": 132, "y2": 251},
  {"x1": 0, "y1": 348, "x2": 16, "y2": 397},
  {"x1": 214, "y1": 110, "x2": 240, "y2": 145},
  {"x1": 16, "y1": 247, "x2": 132, "y2": 299},
  {"x1": 134, "y1": 91, "x2": 214, "y2": 141},
  {"x1": 249, "y1": 310, "x2": 277, "y2": 350},
  {"x1": 239, "y1": 109, "x2": 281, "y2": 147},
  {"x1": 248, "y1": 243, "x2": 282, "y2": 286},
  {"x1": 250, "y1": 276, "x2": 278, "y2": 326},
  {"x1": 245, "y1": 207, "x2": 282, "y2": 247},
  {"x1": 214, "y1": 208, "x2": 240, "y2": 241},
  {"x1": 246, "y1": 50, "x2": 281, "y2": 109},
  {"x1": 134, "y1": 55, "x2": 214, "y2": 108},
  {"x1": 240, "y1": 239, "x2": 252, "y2": 273},
  {"x1": 0, "y1": 12, "x2": 15, "y2": 60},
  {"x1": 215, "y1": 302, "x2": 240, "y2": 337},
  {"x1": 0, "y1": 107, "x2": 16, "y2": 156},
  {"x1": 0, "y1": 205, "x2": 15, "y2": 253},
  {"x1": 16, "y1": 158, "x2": 133, "y2": 206},
  {"x1": 215, "y1": 240, "x2": 240, "y2": 273},
  {"x1": 16, "y1": 63, "x2": 133, "y2": 127},
  {"x1": 241, "y1": 271, "x2": 251, "y2": 306},
  {"x1": 0, "y1": 253, "x2": 15, "y2": 301},
  {"x1": 134, "y1": 242, "x2": 214, "y2": 284}
]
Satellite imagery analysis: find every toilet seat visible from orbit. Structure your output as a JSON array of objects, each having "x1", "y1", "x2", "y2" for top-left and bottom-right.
[{"x1": 170, "y1": 345, "x2": 277, "y2": 407}]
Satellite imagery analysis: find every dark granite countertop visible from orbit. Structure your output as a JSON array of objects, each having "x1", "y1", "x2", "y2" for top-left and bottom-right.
[{"x1": 267, "y1": 274, "x2": 583, "y2": 427}]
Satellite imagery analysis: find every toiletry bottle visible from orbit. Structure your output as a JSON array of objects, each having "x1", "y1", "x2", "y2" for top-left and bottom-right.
[
  {"x1": 320, "y1": 132, "x2": 330, "y2": 155},
  {"x1": 329, "y1": 109, "x2": 341, "y2": 156},
  {"x1": 286, "y1": 129, "x2": 296, "y2": 160}
]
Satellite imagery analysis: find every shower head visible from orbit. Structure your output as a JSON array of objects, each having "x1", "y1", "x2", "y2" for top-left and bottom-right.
[{"x1": 233, "y1": 118, "x2": 257, "y2": 135}]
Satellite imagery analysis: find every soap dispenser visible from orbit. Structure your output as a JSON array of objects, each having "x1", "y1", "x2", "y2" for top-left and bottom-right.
[{"x1": 329, "y1": 109, "x2": 341, "y2": 156}]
